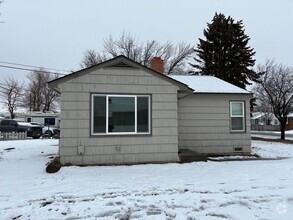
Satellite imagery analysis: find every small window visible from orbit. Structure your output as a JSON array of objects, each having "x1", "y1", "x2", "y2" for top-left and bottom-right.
[
  {"x1": 230, "y1": 101, "x2": 245, "y2": 132},
  {"x1": 27, "y1": 117, "x2": 32, "y2": 122},
  {"x1": 44, "y1": 118, "x2": 55, "y2": 126},
  {"x1": 91, "y1": 94, "x2": 151, "y2": 135}
]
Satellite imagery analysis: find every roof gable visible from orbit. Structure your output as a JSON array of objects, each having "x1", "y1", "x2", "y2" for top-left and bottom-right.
[{"x1": 48, "y1": 55, "x2": 191, "y2": 92}]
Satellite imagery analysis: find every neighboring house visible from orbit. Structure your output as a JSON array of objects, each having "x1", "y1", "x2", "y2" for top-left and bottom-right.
[
  {"x1": 251, "y1": 112, "x2": 280, "y2": 126},
  {"x1": 251, "y1": 112, "x2": 280, "y2": 131},
  {"x1": 287, "y1": 113, "x2": 293, "y2": 130},
  {"x1": 251, "y1": 112, "x2": 266, "y2": 125},
  {"x1": 251, "y1": 112, "x2": 293, "y2": 131},
  {"x1": 288, "y1": 113, "x2": 293, "y2": 124},
  {"x1": 48, "y1": 56, "x2": 252, "y2": 165}
]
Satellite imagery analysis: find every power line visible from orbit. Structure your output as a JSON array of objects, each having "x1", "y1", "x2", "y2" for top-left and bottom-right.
[
  {"x1": 0, "y1": 64, "x2": 67, "y2": 76},
  {"x1": 0, "y1": 60, "x2": 69, "y2": 73}
]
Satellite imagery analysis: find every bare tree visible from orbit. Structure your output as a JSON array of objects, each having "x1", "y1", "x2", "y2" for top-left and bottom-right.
[
  {"x1": 0, "y1": 77, "x2": 24, "y2": 119},
  {"x1": 24, "y1": 69, "x2": 60, "y2": 112},
  {"x1": 80, "y1": 32, "x2": 194, "y2": 74},
  {"x1": 80, "y1": 49, "x2": 107, "y2": 69},
  {"x1": 254, "y1": 60, "x2": 293, "y2": 139}
]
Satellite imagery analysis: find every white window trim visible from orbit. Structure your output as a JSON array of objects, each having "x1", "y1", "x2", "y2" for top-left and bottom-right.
[
  {"x1": 91, "y1": 94, "x2": 151, "y2": 136},
  {"x1": 230, "y1": 101, "x2": 245, "y2": 132}
]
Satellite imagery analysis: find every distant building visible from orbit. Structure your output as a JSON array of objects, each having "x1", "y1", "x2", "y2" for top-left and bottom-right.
[
  {"x1": 287, "y1": 113, "x2": 293, "y2": 130},
  {"x1": 251, "y1": 112, "x2": 280, "y2": 126},
  {"x1": 23, "y1": 112, "x2": 60, "y2": 127}
]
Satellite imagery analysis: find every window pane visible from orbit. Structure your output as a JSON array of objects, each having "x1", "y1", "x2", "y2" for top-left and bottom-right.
[
  {"x1": 137, "y1": 97, "x2": 149, "y2": 132},
  {"x1": 108, "y1": 97, "x2": 135, "y2": 132},
  {"x1": 93, "y1": 96, "x2": 106, "y2": 133},
  {"x1": 231, "y1": 117, "x2": 244, "y2": 131},
  {"x1": 44, "y1": 118, "x2": 55, "y2": 126},
  {"x1": 231, "y1": 103, "x2": 243, "y2": 116}
]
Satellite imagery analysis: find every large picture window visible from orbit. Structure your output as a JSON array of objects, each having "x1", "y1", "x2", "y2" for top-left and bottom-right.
[
  {"x1": 91, "y1": 94, "x2": 150, "y2": 135},
  {"x1": 230, "y1": 101, "x2": 245, "y2": 132}
]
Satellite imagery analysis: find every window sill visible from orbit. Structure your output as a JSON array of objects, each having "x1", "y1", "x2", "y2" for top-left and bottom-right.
[
  {"x1": 90, "y1": 133, "x2": 152, "y2": 137},
  {"x1": 230, "y1": 130, "x2": 246, "y2": 133}
]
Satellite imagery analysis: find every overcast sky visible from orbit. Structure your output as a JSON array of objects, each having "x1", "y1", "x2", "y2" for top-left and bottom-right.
[{"x1": 0, "y1": 0, "x2": 293, "y2": 84}]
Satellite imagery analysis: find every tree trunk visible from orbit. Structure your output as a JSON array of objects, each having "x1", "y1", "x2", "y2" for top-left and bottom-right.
[{"x1": 280, "y1": 123, "x2": 286, "y2": 140}]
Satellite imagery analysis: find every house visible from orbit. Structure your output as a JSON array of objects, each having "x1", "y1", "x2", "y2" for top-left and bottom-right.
[
  {"x1": 251, "y1": 112, "x2": 279, "y2": 126},
  {"x1": 48, "y1": 56, "x2": 252, "y2": 165},
  {"x1": 287, "y1": 113, "x2": 293, "y2": 130},
  {"x1": 250, "y1": 112, "x2": 280, "y2": 131}
]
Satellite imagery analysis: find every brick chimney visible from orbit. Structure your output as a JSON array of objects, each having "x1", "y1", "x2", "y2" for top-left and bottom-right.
[{"x1": 150, "y1": 57, "x2": 164, "y2": 74}]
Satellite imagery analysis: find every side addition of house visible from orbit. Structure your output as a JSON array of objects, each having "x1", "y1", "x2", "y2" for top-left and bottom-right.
[{"x1": 171, "y1": 75, "x2": 252, "y2": 155}]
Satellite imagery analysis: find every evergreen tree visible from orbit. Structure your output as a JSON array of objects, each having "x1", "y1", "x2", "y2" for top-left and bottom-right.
[{"x1": 191, "y1": 13, "x2": 260, "y2": 89}]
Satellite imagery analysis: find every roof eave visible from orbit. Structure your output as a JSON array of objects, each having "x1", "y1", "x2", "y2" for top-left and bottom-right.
[{"x1": 192, "y1": 92, "x2": 252, "y2": 95}]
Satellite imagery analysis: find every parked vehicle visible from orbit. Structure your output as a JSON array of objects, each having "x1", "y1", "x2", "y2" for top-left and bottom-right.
[
  {"x1": 30, "y1": 122, "x2": 60, "y2": 136},
  {"x1": 0, "y1": 119, "x2": 42, "y2": 139}
]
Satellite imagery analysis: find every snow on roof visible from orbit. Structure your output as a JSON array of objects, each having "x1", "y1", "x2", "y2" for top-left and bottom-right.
[
  {"x1": 251, "y1": 112, "x2": 266, "y2": 120},
  {"x1": 23, "y1": 111, "x2": 60, "y2": 117},
  {"x1": 169, "y1": 75, "x2": 251, "y2": 94},
  {"x1": 288, "y1": 113, "x2": 293, "y2": 117}
]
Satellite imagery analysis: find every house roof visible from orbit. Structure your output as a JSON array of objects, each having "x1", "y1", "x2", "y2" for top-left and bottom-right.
[
  {"x1": 288, "y1": 113, "x2": 293, "y2": 117},
  {"x1": 49, "y1": 56, "x2": 251, "y2": 95},
  {"x1": 48, "y1": 55, "x2": 192, "y2": 93},
  {"x1": 169, "y1": 75, "x2": 251, "y2": 94},
  {"x1": 251, "y1": 112, "x2": 272, "y2": 120}
]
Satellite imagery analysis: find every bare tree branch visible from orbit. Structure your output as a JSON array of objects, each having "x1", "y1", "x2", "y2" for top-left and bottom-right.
[
  {"x1": 0, "y1": 77, "x2": 24, "y2": 119},
  {"x1": 23, "y1": 69, "x2": 60, "y2": 112},
  {"x1": 80, "y1": 32, "x2": 194, "y2": 74},
  {"x1": 80, "y1": 49, "x2": 107, "y2": 69},
  {"x1": 253, "y1": 59, "x2": 293, "y2": 139}
]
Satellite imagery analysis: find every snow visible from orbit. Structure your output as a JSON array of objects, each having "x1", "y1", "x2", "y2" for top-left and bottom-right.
[
  {"x1": 170, "y1": 75, "x2": 251, "y2": 94},
  {"x1": 1, "y1": 140, "x2": 293, "y2": 219},
  {"x1": 251, "y1": 112, "x2": 266, "y2": 120},
  {"x1": 252, "y1": 141, "x2": 293, "y2": 158}
]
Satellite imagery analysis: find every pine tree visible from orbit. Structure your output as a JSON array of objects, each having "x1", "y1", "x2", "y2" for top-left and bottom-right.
[{"x1": 191, "y1": 13, "x2": 260, "y2": 89}]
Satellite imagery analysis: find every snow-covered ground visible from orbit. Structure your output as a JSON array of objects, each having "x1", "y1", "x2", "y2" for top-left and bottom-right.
[{"x1": 0, "y1": 140, "x2": 293, "y2": 220}]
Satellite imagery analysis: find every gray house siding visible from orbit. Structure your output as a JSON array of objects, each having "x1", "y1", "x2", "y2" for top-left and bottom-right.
[
  {"x1": 178, "y1": 93, "x2": 251, "y2": 154},
  {"x1": 57, "y1": 67, "x2": 180, "y2": 165}
]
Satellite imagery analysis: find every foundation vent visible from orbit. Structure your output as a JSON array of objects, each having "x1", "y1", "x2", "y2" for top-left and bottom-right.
[{"x1": 234, "y1": 147, "x2": 243, "y2": 152}]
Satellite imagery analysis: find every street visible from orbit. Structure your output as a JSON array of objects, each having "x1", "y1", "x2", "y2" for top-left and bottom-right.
[{"x1": 251, "y1": 130, "x2": 293, "y2": 140}]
